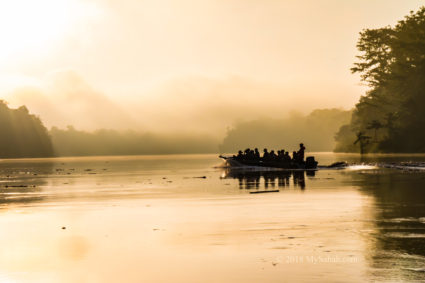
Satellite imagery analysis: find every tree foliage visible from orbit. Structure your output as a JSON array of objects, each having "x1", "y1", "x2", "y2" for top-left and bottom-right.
[
  {"x1": 220, "y1": 108, "x2": 351, "y2": 153},
  {"x1": 50, "y1": 126, "x2": 218, "y2": 156},
  {"x1": 335, "y1": 7, "x2": 425, "y2": 152},
  {"x1": 0, "y1": 100, "x2": 54, "y2": 158}
]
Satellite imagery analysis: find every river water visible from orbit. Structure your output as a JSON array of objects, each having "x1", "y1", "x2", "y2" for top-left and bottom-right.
[{"x1": 0, "y1": 153, "x2": 424, "y2": 282}]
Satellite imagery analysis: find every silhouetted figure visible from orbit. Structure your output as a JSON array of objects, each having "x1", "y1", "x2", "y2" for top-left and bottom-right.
[
  {"x1": 277, "y1": 150, "x2": 284, "y2": 161},
  {"x1": 243, "y1": 148, "x2": 251, "y2": 160},
  {"x1": 263, "y1": 148, "x2": 270, "y2": 161},
  {"x1": 269, "y1": 150, "x2": 277, "y2": 161},
  {"x1": 292, "y1": 151, "x2": 297, "y2": 161},
  {"x1": 249, "y1": 149, "x2": 255, "y2": 160},
  {"x1": 254, "y1": 148, "x2": 260, "y2": 160},
  {"x1": 236, "y1": 150, "x2": 243, "y2": 160},
  {"x1": 297, "y1": 143, "x2": 306, "y2": 162},
  {"x1": 284, "y1": 151, "x2": 291, "y2": 162}
]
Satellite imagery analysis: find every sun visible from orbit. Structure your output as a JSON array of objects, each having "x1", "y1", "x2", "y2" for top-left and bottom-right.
[{"x1": 0, "y1": 0, "x2": 91, "y2": 62}]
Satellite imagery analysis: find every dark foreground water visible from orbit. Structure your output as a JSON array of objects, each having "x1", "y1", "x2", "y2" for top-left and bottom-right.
[{"x1": 0, "y1": 153, "x2": 424, "y2": 282}]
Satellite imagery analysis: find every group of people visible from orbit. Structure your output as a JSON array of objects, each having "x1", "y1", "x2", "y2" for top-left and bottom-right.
[{"x1": 234, "y1": 143, "x2": 306, "y2": 163}]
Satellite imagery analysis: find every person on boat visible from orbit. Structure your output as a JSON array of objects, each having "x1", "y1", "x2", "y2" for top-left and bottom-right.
[
  {"x1": 269, "y1": 150, "x2": 277, "y2": 161},
  {"x1": 279, "y1": 150, "x2": 287, "y2": 162},
  {"x1": 243, "y1": 148, "x2": 251, "y2": 160},
  {"x1": 284, "y1": 151, "x2": 291, "y2": 162},
  {"x1": 236, "y1": 150, "x2": 243, "y2": 160},
  {"x1": 297, "y1": 143, "x2": 306, "y2": 162},
  {"x1": 254, "y1": 148, "x2": 260, "y2": 160},
  {"x1": 249, "y1": 149, "x2": 256, "y2": 160},
  {"x1": 292, "y1": 151, "x2": 298, "y2": 162},
  {"x1": 262, "y1": 148, "x2": 270, "y2": 161},
  {"x1": 277, "y1": 150, "x2": 283, "y2": 161}
]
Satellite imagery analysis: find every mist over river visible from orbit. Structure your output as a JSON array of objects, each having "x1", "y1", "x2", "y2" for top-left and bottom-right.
[{"x1": 0, "y1": 153, "x2": 424, "y2": 282}]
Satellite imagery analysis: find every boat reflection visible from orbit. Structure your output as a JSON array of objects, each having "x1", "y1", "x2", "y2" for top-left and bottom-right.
[{"x1": 221, "y1": 169, "x2": 315, "y2": 190}]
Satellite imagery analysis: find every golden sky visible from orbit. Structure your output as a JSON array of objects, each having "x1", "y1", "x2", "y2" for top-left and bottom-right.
[{"x1": 0, "y1": 0, "x2": 423, "y2": 133}]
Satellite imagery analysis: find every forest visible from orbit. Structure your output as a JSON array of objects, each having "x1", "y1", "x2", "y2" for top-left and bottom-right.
[
  {"x1": 0, "y1": 100, "x2": 54, "y2": 158},
  {"x1": 220, "y1": 109, "x2": 351, "y2": 153},
  {"x1": 2, "y1": 8, "x2": 424, "y2": 158},
  {"x1": 0, "y1": 102, "x2": 350, "y2": 158},
  {"x1": 335, "y1": 7, "x2": 425, "y2": 153},
  {"x1": 50, "y1": 126, "x2": 218, "y2": 156}
]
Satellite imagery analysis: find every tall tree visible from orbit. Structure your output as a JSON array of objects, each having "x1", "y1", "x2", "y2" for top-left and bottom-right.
[
  {"x1": 335, "y1": 7, "x2": 425, "y2": 152},
  {"x1": 0, "y1": 100, "x2": 54, "y2": 158}
]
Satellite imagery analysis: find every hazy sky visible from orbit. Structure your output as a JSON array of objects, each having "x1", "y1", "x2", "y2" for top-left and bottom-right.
[{"x1": 0, "y1": 0, "x2": 424, "y2": 133}]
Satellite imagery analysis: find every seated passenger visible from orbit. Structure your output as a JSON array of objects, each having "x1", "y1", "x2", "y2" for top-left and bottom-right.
[
  {"x1": 292, "y1": 151, "x2": 298, "y2": 161},
  {"x1": 244, "y1": 148, "x2": 251, "y2": 160},
  {"x1": 269, "y1": 150, "x2": 277, "y2": 161},
  {"x1": 236, "y1": 150, "x2": 243, "y2": 159},
  {"x1": 262, "y1": 148, "x2": 270, "y2": 161},
  {"x1": 284, "y1": 151, "x2": 291, "y2": 162},
  {"x1": 254, "y1": 148, "x2": 260, "y2": 160},
  {"x1": 277, "y1": 149, "x2": 285, "y2": 162},
  {"x1": 248, "y1": 149, "x2": 255, "y2": 160}
]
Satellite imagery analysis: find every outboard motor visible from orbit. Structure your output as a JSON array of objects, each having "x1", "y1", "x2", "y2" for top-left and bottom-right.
[{"x1": 305, "y1": 156, "x2": 318, "y2": 169}]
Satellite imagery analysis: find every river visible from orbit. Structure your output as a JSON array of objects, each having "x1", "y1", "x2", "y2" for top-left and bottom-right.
[{"x1": 0, "y1": 153, "x2": 424, "y2": 282}]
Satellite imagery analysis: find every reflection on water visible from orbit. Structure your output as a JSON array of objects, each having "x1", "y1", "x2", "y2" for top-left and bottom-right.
[
  {"x1": 350, "y1": 170, "x2": 425, "y2": 281},
  {"x1": 0, "y1": 154, "x2": 424, "y2": 282},
  {"x1": 0, "y1": 158, "x2": 53, "y2": 206},
  {"x1": 221, "y1": 169, "x2": 316, "y2": 190}
]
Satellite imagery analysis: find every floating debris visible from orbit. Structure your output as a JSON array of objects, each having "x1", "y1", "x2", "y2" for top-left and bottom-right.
[
  {"x1": 250, "y1": 190, "x2": 279, "y2": 194},
  {"x1": 4, "y1": 185, "x2": 35, "y2": 188}
]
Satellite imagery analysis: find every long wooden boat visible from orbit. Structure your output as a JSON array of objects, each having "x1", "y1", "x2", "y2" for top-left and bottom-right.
[{"x1": 219, "y1": 155, "x2": 318, "y2": 169}]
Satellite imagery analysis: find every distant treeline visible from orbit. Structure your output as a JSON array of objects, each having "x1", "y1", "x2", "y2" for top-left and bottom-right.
[
  {"x1": 335, "y1": 7, "x2": 425, "y2": 153},
  {"x1": 0, "y1": 101, "x2": 351, "y2": 158},
  {"x1": 50, "y1": 126, "x2": 218, "y2": 156},
  {"x1": 0, "y1": 100, "x2": 54, "y2": 158},
  {"x1": 220, "y1": 108, "x2": 351, "y2": 153}
]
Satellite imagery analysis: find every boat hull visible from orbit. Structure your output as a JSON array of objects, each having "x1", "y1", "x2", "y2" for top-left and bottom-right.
[{"x1": 219, "y1": 155, "x2": 318, "y2": 170}]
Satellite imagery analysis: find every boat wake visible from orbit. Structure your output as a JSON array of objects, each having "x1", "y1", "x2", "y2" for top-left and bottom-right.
[
  {"x1": 219, "y1": 161, "x2": 425, "y2": 172},
  {"x1": 330, "y1": 162, "x2": 425, "y2": 171}
]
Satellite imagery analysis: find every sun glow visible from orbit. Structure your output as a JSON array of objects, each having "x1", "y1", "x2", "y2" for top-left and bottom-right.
[{"x1": 0, "y1": 0, "x2": 92, "y2": 62}]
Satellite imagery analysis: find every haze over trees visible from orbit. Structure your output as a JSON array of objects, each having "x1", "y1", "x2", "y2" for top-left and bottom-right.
[
  {"x1": 10, "y1": 5, "x2": 425, "y2": 160},
  {"x1": 0, "y1": 100, "x2": 54, "y2": 158},
  {"x1": 0, "y1": 98, "x2": 351, "y2": 158},
  {"x1": 220, "y1": 109, "x2": 351, "y2": 153},
  {"x1": 50, "y1": 126, "x2": 218, "y2": 156},
  {"x1": 335, "y1": 7, "x2": 425, "y2": 153}
]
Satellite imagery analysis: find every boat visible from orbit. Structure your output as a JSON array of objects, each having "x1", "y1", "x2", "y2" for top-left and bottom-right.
[{"x1": 219, "y1": 155, "x2": 318, "y2": 169}]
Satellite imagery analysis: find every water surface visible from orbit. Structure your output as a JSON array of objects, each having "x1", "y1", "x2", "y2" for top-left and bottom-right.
[{"x1": 0, "y1": 153, "x2": 424, "y2": 282}]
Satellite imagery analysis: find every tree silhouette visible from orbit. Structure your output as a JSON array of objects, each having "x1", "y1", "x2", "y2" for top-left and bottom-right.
[
  {"x1": 336, "y1": 7, "x2": 425, "y2": 152},
  {"x1": 0, "y1": 100, "x2": 54, "y2": 158},
  {"x1": 353, "y1": 131, "x2": 371, "y2": 154},
  {"x1": 366, "y1": 120, "x2": 383, "y2": 141}
]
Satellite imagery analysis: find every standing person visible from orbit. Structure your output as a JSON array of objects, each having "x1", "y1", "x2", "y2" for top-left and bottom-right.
[{"x1": 297, "y1": 143, "x2": 306, "y2": 162}]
